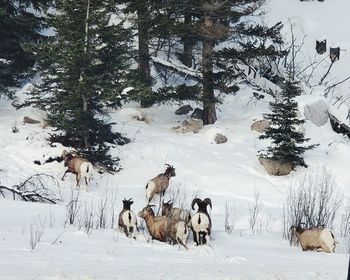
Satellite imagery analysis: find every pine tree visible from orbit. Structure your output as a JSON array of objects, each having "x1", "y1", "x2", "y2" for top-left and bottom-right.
[
  {"x1": 162, "y1": 0, "x2": 284, "y2": 124},
  {"x1": 0, "y1": 0, "x2": 49, "y2": 96},
  {"x1": 31, "y1": 0, "x2": 131, "y2": 170},
  {"x1": 259, "y1": 74, "x2": 317, "y2": 168}
]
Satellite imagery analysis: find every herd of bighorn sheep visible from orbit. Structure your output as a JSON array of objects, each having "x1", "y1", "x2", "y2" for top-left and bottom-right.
[{"x1": 58, "y1": 151, "x2": 339, "y2": 252}]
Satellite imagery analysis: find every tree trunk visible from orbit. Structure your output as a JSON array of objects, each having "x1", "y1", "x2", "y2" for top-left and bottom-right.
[
  {"x1": 202, "y1": 13, "x2": 217, "y2": 125},
  {"x1": 182, "y1": 14, "x2": 193, "y2": 68},
  {"x1": 82, "y1": 0, "x2": 91, "y2": 150},
  {"x1": 137, "y1": 5, "x2": 152, "y2": 108}
]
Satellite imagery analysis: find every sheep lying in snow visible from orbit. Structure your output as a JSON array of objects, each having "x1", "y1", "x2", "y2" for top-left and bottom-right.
[
  {"x1": 190, "y1": 198, "x2": 212, "y2": 246},
  {"x1": 161, "y1": 200, "x2": 191, "y2": 224},
  {"x1": 61, "y1": 150, "x2": 93, "y2": 191},
  {"x1": 145, "y1": 164, "x2": 176, "y2": 204},
  {"x1": 138, "y1": 205, "x2": 188, "y2": 249},
  {"x1": 118, "y1": 198, "x2": 137, "y2": 239},
  {"x1": 290, "y1": 225, "x2": 338, "y2": 253}
]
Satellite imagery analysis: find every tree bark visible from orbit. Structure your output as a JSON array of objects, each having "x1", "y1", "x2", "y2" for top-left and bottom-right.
[
  {"x1": 137, "y1": 5, "x2": 152, "y2": 108},
  {"x1": 82, "y1": 0, "x2": 91, "y2": 149},
  {"x1": 182, "y1": 14, "x2": 193, "y2": 68},
  {"x1": 202, "y1": 13, "x2": 217, "y2": 125}
]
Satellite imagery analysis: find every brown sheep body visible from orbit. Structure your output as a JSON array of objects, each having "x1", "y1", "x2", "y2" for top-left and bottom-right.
[
  {"x1": 145, "y1": 164, "x2": 175, "y2": 203},
  {"x1": 61, "y1": 150, "x2": 93, "y2": 191},
  {"x1": 291, "y1": 225, "x2": 338, "y2": 253},
  {"x1": 162, "y1": 201, "x2": 191, "y2": 224},
  {"x1": 118, "y1": 198, "x2": 137, "y2": 239},
  {"x1": 138, "y1": 205, "x2": 188, "y2": 248}
]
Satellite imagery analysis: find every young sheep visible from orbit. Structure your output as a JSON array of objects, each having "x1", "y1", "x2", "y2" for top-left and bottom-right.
[
  {"x1": 61, "y1": 150, "x2": 93, "y2": 191},
  {"x1": 145, "y1": 164, "x2": 176, "y2": 204},
  {"x1": 290, "y1": 225, "x2": 338, "y2": 253},
  {"x1": 190, "y1": 198, "x2": 212, "y2": 246},
  {"x1": 162, "y1": 200, "x2": 191, "y2": 224},
  {"x1": 138, "y1": 205, "x2": 188, "y2": 249},
  {"x1": 118, "y1": 198, "x2": 137, "y2": 239}
]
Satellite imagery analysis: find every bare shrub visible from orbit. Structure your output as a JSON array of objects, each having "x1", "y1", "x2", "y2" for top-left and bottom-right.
[
  {"x1": 65, "y1": 189, "x2": 80, "y2": 226},
  {"x1": 340, "y1": 199, "x2": 350, "y2": 237},
  {"x1": 283, "y1": 168, "x2": 342, "y2": 245},
  {"x1": 29, "y1": 218, "x2": 45, "y2": 250},
  {"x1": 225, "y1": 201, "x2": 236, "y2": 234},
  {"x1": 249, "y1": 192, "x2": 263, "y2": 235},
  {"x1": 95, "y1": 190, "x2": 108, "y2": 229},
  {"x1": 0, "y1": 174, "x2": 60, "y2": 204}
]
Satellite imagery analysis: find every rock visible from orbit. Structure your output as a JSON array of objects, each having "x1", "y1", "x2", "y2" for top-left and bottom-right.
[
  {"x1": 303, "y1": 99, "x2": 329, "y2": 127},
  {"x1": 190, "y1": 108, "x2": 204, "y2": 120},
  {"x1": 175, "y1": 105, "x2": 193, "y2": 115},
  {"x1": 214, "y1": 133, "x2": 228, "y2": 144},
  {"x1": 259, "y1": 157, "x2": 293, "y2": 176},
  {"x1": 251, "y1": 120, "x2": 269, "y2": 133},
  {"x1": 23, "y1": 116, "x2": 41, "y2": 124},
  {"x1": 173, "y1": 118, "x2": 203, "y2": 133}
]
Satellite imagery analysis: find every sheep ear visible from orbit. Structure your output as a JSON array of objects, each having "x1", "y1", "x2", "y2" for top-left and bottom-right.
[
  {"x1": 204, "y1": 198, "x2": 212, "y2": 209},
  {"x1": 191, "y1": 198, "x2": 201, "y2": 210}
]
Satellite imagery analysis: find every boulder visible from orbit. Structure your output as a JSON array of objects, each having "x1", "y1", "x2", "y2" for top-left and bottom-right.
[
  {"x1": 259, "y1": 157, "x2": 293, "y2": 176},
  {"x1": 303, "y1": 99, "x2": 329, "y2": 127},
  {"x1": 251, "y1": 120, "x2": 269, "y2": 133},
  {"x1": 172, "y1": 118, "x2": 203, "y2": 134},
  {"x1": 190, "y1": 108, "x2": 204, "y2": 120},
  {"x1": 214, "y1": 133, "x2": 228, "y2": 144},
  {"x1": 175, "y1": 105, "x2": 193, "y2": 115},
  {"x1": 23, "y1": 116, "x2": 41, "y2": 124}
]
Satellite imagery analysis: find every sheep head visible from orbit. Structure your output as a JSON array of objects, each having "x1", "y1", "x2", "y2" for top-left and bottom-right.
[
  {"x1": 161, "y1": 200, "x2": 173, "y2": 216},
  {"x1": 122, "y1": 198, "x2": 134, "y2": 210},
  {"x1": 138, "y1": 205, "x2": 156, "y2": 218},
  {"x1": 191, "y1": 197, "x2": 212, "y2": 212},
  {"x1": 165, "y1": 164, "x2": 176, "y2": 177}
]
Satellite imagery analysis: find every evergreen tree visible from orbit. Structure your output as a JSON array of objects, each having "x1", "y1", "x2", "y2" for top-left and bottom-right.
[
  {"x1": 259, "y1": 74, "x2": 317, "y2": 168},
  {"x1": 164, "y1": 0, "x2": 284, "y2": 124},
  {"x1": 0, "y1": 0, "x2": 49, "y2": 96},
  {"x1": 31, "y1": 0, "x2": 131, "y2": 170}
]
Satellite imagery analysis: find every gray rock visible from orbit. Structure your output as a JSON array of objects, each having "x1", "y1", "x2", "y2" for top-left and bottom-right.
[
  {"x1": 303, "y1": 99, "x2": 329, "y2": 127},
  {"x1": 259, "y1": 157, "x2": 293, "y2": 176},
  {"x1": 214, "y1": 133, "x2": 228, "y2": 144},
  {"x1": 23, "y1": 116, "x2": 41, "y2": 124},
  {"x1": 251, "y1": 120, "x2": 270, "y2": 133},
  {"x1": 173, "y1": 118, "x2": 203, "y2": 133},
  {"x1": 190, "y1": 108, "x2": 204, "y2": 120},
  {"x1": 175, "y1": 105, "x2": 193, "y2": 115}
]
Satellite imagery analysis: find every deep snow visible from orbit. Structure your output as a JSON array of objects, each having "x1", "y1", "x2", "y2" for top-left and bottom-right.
[{"x1": 1, "y1": 0, "x2": 350, "y2": 279}]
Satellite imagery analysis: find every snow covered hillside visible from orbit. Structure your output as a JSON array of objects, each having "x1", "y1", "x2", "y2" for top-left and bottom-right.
[{"x1": 1, "y1": 0, "x2": 350, "y2": 279}]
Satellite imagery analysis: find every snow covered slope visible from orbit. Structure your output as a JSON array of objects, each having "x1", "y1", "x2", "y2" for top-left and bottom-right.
[{"x1": 1, "y1": 0, "x2": 350, "y2": 279}]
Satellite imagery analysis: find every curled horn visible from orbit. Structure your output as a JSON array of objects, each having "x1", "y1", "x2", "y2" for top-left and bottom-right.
[
  {"x1": 191, "y1": 198, "x2": 202, "y2": 210},
  {"x1": 203, "y1": 198, "x2": 212, "y2": 209}
]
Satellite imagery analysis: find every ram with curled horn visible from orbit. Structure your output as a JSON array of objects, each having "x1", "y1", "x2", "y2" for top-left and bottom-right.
[{"x1": 190, "y1": 197, "x2": 212, "y2": 245}]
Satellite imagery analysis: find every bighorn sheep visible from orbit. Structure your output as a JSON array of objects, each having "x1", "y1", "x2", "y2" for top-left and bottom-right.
[
  {"x1": 118, "y1": 198, "x2": 137, "y2": 239},
  {"x1": 190, "y1": 198, "x2": 212, "y2": 246},
  {"x1": 138, "y1": 205, "x2": 188, "y2": 249},
  {"x1": 145, "y1": 164, "x2": 176, "y2": 204},
  {"x1": 162, "y1": 200, "x2": 191, "y2": 224},
  {"x1": 61, "y1": 150, "x2": 93, "y2": 191},
  {"x1": 290, "y1": 225, "x2": 338, "y2": 253}
]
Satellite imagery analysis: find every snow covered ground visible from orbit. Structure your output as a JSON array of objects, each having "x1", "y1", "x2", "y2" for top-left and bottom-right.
[{"x1": 1, "y1": 0, "x2": 350, "y2": 279}]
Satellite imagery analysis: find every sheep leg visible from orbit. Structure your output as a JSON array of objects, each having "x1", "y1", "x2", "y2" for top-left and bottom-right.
[
  {"x1": 61, "y1": 169, "x2": 69, "y2": 181},
  {"x1": 177, "y1": 237, "x2": 188, "y2": 250}
]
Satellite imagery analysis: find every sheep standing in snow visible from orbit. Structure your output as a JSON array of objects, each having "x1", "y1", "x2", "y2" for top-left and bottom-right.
[
  {"x1": 190, "y1": 198, "x2": 212, "y2": 246},
  {"x1": 118, "y1": 198, "x2": 137, "y2": 239},
  {"x1": 61, "y1": 150, "x2": 93, "y2": 191},
  {"x1": 162, "y1": 200, "x2": 191, "y2": 224},
  {"x1": 290, "y1": 225, "x2": 338, "y2": 253},
  {"x1": 145, "y1": 164, "x2": 176, "y2": 204},
  {"x1": 138, "y1": 205, "x2": 189, "y2": 249}
]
